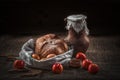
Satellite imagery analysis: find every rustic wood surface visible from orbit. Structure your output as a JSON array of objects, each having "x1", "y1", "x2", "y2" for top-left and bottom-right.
[{"x1": 0, "y1": 34, "x2": 120, "y2": 80}]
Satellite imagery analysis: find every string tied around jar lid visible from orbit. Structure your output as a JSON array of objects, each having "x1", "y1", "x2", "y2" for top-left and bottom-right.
[{"x1": 65, "y1": 14, "x2": 89, "y2": 35}]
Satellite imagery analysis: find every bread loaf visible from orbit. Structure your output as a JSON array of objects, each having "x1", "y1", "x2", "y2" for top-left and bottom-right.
[{"x1": 35, "y1": 34, "x2": 68, "y2": 59}]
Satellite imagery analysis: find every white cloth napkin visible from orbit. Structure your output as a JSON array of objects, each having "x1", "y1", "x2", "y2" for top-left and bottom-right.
[{"x1": 19, "y1": 39, "x2": 73, "y2": 70}]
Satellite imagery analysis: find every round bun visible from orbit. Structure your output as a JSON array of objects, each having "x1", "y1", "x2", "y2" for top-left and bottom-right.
[
  {"x1": 69, "y1": 58, "x2": 81, "y2": 68},
  {"x1": 35, "y1": 34, "x2": 68, "y2": 59},
  {"x1": 46, "y1": 54, "x2": 56, "y2": 58}
]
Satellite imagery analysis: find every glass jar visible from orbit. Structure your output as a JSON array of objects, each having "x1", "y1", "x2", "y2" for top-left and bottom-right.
[{"x1": 64, "y1": 14, "x2": 90, "y2": 57}]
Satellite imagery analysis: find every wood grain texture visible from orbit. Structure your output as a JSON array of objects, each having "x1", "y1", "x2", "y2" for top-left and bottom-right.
[{"x1": 0, "y1": 34, "x2": 120, "y2": 80}]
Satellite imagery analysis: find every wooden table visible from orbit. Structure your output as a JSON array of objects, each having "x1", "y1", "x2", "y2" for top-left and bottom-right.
[{"x1": 0, "y1": 34, "x2": 120, "y2": 80}]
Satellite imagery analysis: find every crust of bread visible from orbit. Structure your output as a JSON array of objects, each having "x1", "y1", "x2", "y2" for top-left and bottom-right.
[{"x1": 35, "y1": 34, "x2": 68, "y2": 59}]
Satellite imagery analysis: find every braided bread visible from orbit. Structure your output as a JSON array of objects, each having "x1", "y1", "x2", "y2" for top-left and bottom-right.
[{"x1": 35, "y1": 34, "x2": 68, "y2": 59}]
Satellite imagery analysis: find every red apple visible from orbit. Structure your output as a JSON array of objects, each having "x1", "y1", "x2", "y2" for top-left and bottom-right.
[
  {"x1": 88, "y1": 63, "x2": 99, "y2": 74},
  {"x1": 52, "y1": 63, "x2": 63, "y2": 74},
  {"x1": 82, "y1": 59, "x2": 92, "y2": 70},
  {"x1": 76, "y1": 52, "x2": 86, "y2": 61},
  {"x1": 13, "y1": 60, "x2": 25, "y2": 69}
]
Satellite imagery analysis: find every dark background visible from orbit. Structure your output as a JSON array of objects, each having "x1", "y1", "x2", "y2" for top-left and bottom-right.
[
  {"x1": 0, "y1": 1, "x2": 120, "y2": 80},
  {"x1": 0, "y1": 0, "x2": 120, "y2": 36}
]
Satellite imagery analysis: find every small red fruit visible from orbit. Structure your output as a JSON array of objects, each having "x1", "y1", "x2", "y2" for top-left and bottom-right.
[
  {"x1": 82, "y1": 59, "x2": 92, "y2": 70},
  {"x1": 52, "y1": 63, "x2": 63, "y2": 74},
  {"x1": 76, "y1": 52, "x2": 86, "y2": 61},
  {"x1": 88, "y1": 63, "x2": 99, "y2": 74},
  {"x1": 13, "y1": 60, "x2": 25, "y2": 69}
]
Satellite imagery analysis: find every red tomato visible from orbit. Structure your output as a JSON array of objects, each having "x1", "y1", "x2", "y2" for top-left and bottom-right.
[
  {"x1": 13, "y1": 60, "x2": 25, "y2": 69},
  {"x1": 88, "y1": 63, "x2": 99, "y2": 74},
  {"x1": 52, "y1": 63, "x2": 63, "y2": 74},
  {"x1": 82, "y1": 59, "x2": 92, "y2": 70},
  {"x1": 76, "y1": 52, "x2": 86, "y2": 61}
]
